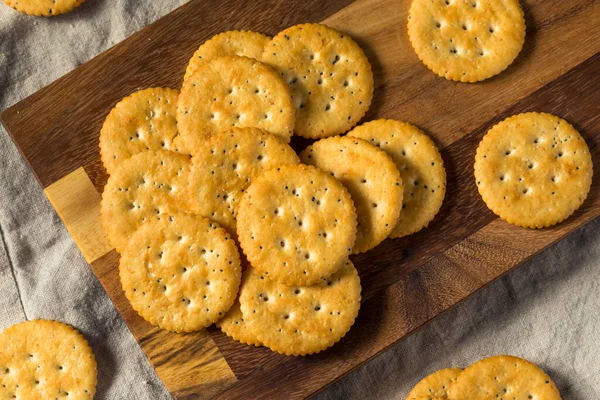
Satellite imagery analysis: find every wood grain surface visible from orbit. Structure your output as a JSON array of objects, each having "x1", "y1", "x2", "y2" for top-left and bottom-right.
[
  {"x1": 44, "y1": 168, "x2": 112, "y2": 263},
  {"x1": 1, "y1": 0, "x2": 599, "y2": 398}
]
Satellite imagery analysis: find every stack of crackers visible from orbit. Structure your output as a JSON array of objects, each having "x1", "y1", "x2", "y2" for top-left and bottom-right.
[{"x1": 98, "y1": 23, "x2": 449, "y2": 356}]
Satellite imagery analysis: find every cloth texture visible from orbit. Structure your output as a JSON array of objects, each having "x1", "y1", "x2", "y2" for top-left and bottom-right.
[{"x1": 0, "y1": 1, "x2": 598, "y2": 399}]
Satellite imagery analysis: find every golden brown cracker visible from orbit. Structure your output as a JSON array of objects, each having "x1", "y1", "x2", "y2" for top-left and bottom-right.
[
  {"x1": 348, "y1": 120, "x2": 446, "y2": 238},
  {"x1": 407, "y1": 367, "x2": 462, "y2": 399},
  {"x1": 3, "y1": 0, "x2": 84, "y2": 16},
  {"x1": 262, "y1": 23, "x2": 373, "y2": 138},
  {"x1": 236, "y1": 164, "x2": 357, "y2": 286},
  {"x1": 177, "y1": 55, "x2": 295, "y2": 145},
  {"x1": 100, "y1": 150, "x2": 191, "y2": 253},
  {"x1": 188, "y1": 127, "x2": 300, "y2": 238},
  {"x1": 0, "y1": 320, "x2": 97, "y2": 399},
  {"x1": 474, "y1": 112, "x2": 592, "y2": 228},
  {"x1": 120, "y1": 213, "x2": 242, "y2": 332},
  {"x1": 300, "y1": 136, "x2": 403, "y2": 253},
  {"x1": 239, "y1": 261, "x2": 361, "y2": 356},
  {"x1": 216, "y1": 298, "x2": 261, "y2": 347},
  {"x1": 407, "y1": 0, "x2": 525, "y2": 82},
  {"x1": 184, "y1": 30, "x2": 271, "y2": 83},
  {"x1": 448, "y1": 355, "x2": 562, "y2": 400},
  {"x1": 100, "y1": 87, "x2": 179, "y2": 175}
]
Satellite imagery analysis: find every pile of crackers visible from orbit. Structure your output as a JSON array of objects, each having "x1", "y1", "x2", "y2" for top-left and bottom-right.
[
  {"x1": 98, "y1": 0, "x2": 593, "y2": 358},
  {"x1": 98, "y1": 23, "x2": 448, "y2": 356},
  {"x1": 407, "y1": 355, "x2": 562, "y2": 400}
]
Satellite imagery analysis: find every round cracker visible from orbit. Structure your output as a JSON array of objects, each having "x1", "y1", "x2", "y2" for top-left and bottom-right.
[
  {"x1": 262, "y1": 23, "x2": 374, "y2": 139},
  {"x1": 474, "y1": 112, "x2": 593, "y2": 228},
  {"x1": 177, "y1": 55, "x2": 295, "y2": 147},
  {"x1": 448, "y1": 355, "x2": 562, "y2": 400},
  {"x1": 236, "y1": 164, "x2": 357, "y2": 286},
  {"x1": 0, "y1": 320, "x2": 97, "y2": 399},
  {"x1": 347, "y1": 120, "x2": 446, "y2": 238},
  {"x1": 407, "y1": 0, "x2": 526, "y2": 82},
  {"x1": 407, "y1": 367, "x2": 462, "y2": 400},
  {"x1": 239, "y1": 261, "x2": 361, "y2": 356},
  {"x1": 120, "y1": 213, "x2": 242, "y2": 332},
  {"x1": 101, "y1": 150, "x2": 191, "y2": 253},
  {"x1": 3, "y1": 0, "x2": 84, "y2": 16},
  {"x1": 300, "y1": 136, "x2": 403, "y2": 253},
  {"x1": 184, "y1": 30, "x2": 271, "y2": 83},
  {"x1": 99, "y1": 87, "x2": 179, "y2": 175},
  {"x1": 188, "y1": 127, "x2": 300, "y2": 238}
]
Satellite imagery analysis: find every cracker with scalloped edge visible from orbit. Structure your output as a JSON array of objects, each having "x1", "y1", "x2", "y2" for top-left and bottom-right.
[
  {"x1": 120, "y1": 213, "x2": 242, "y2": 332},
  {"x1": 300, "y1": 136, "x2": 403, "y2": 253},
  {"x1": 184, "y1": 30, "x2": 271, "y2": 83},
  {"x1": 239, "y1": 260, "x2": 360, "y2": 356},
  {"x1": 262, "y1": 23, "x2": 373, "y2": 138},
  {"x1": 348, "y1": 119, "x2": 446, "y2": 238},
  {"x1": 411, "y1": 397, "x2": 445, "y2": 400},
  {"x1": 100, "y1": 87, "x2": 179, "y2": 175},
  {"x1": 0, "y1": 320, "x2": 97, "y2": 399},
  {"x1": 448, "y1": 355, "x2": 562, "y2": 400},
  {"x1": 101, "y1": 150, "x2": 191, "y2": 253},
  {"x1": 236, "y1": 164, "x2": 357, "y2": 286},
  {"x1": 407, "y1": 0, "x2": 525, "y2": 82},
  {"x1": 177, "y1": 56, "x2": 295, "y2": 147},
  {"x1": 216, "y1": 298, "x2": 261, "y2": 347},
  {"x1": 216, "y1": 264, "x2": 261, "y2": 347},
  {"x1": 475, "y1": 112, "x2": 592, "y2": 228},
  {"x1": 188, "y1": 127, "x2": 300, "y2": 237}
]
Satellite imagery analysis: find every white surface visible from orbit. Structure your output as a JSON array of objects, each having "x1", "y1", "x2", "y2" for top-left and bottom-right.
[{"x1": 0, "y1": 1, "x2": 598, "y2": 399}]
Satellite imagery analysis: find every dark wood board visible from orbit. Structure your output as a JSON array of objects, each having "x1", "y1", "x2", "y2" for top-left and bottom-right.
[{"x1": 1, "y1": 0, "x2": 599, "y2": 398}]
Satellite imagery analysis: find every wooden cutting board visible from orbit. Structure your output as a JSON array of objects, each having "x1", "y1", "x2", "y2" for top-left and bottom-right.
[{"x1": 1, "y1": 0, "x2": 599, "y2": 398}]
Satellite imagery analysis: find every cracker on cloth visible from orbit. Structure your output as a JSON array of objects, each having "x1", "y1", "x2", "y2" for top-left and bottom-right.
[
  {"x1": 0, "y1": 319, "x2": 97, "y2": 399},
  {"x1": 4, "y1": 0, "x2": 85, "y2": 16},
  {"x1": 448, "y1": 355, "x2": 562, "y2": 400},
  {"x1": 407, "y1": 367, "x2": 462, "y2": 399}
]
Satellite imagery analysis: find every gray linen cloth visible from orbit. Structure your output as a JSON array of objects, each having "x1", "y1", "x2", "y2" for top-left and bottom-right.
[{"x1": 0, "y1": 1, "x2": 598, "y2": 399}]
